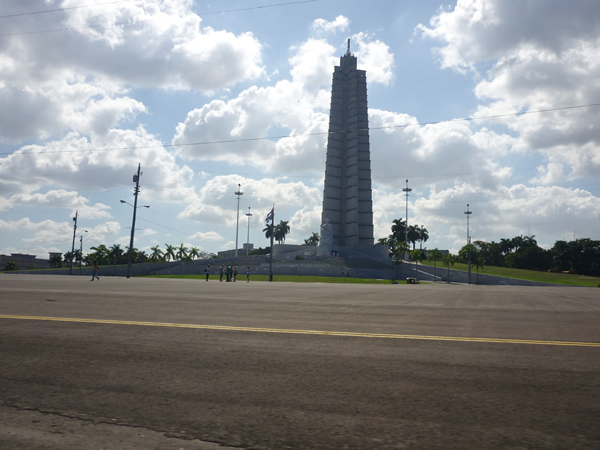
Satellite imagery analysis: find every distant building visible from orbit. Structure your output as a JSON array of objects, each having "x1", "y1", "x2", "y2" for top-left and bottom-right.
[
  {"x1": 0, "y1": 253, "x2": 50, "y2": 269},
  {"x1": 217, "y1": 243, "x2": 254, "y2": 259}
]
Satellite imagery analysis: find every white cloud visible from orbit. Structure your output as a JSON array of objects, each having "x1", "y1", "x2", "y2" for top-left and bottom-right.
[
  {"x1": 417, "y1": 0, "x2": 600, "y2": 183},
  {"x1": 312, "y1": 16, "x2": 350, "y2": 34},
  {"x1": 179, "y1": 175, "x2": 321, "y2": 228},
  {"x1": 189, "y1": 231, "x2": 223, "y2": 241},
  {"x1": 0, "y1": 127, "x2": 195, "y2": 204},
  {"x1": 352, "y1": 32, "x2": 395, "y2": 86},
  {"x1": 0, "y1": 217, "x2": 119, "y2": 246},
  {"x1": 5, "y1": 190, "x2": 112, "y2": 219}
]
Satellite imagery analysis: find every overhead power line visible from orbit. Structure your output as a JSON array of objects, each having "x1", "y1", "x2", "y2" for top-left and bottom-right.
[
  {"x1": 0, "y1": 1, "x2": 133, "y2": 20},
  {"x1": 2, "y1": 102, "x2": 599, "y2": 157},
  {"x1": 0, "y1": 0, "x2": 318, "y2": 37}
]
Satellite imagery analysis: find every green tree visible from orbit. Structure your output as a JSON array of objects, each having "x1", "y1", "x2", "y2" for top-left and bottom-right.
[
  {"x1": 89, "y1": 245, "x2": 110, "y2": 265},
  {"x1": 4, "y1": 261, "x2": 19, "y2": 271},
  {"x1": 457, "y1": 243, "x2": 477, "y2": 264},
  {"x1": 263, "y1": 224, "x2": 274, "y2": 241},
  {"x1": 125, "y1": 246, "x2": 140, "y2": 263},
  {"x1": 427, "y1": 248, "x2": 443, "y2": 282},
  {"x1": 391, "y1": 218, "x2": 406, "y2": 242},
  {"x1": 49, "y1": 254, "x2": 62, "y2": 268},
  {"x1": 418, "y1": 225, "x2": 429, "y2": 250},
  {"x1": 63, "y1": 251, "x2": 74, "y2": 265},
  {"x1": 189, "y1": 247, "x2": 200, "y2": 260},
  {"x1": 442, "y1": 253, "x2": 455, "y2": 283},
  {"x1": 164, "y1": 244, "x2": 176, "y2": 262},
  {"x1": 137, "y1": 250, "x2": 149, "y2": 263},
  {"x1": 472, "y1": 252, "x2": 485, "y2": 285},
  {"x1": 109, "y1": 244, "x2": 124, "y2": 269},
  {"x1": 274, "y1": 220, "x2": 290, "y2": 244},
  {"x1": 176, "y1": 244, "x2": 188, "y2": 261},
  {"x1": 304, "y1": 232, "x2": 320, "y2": 246},
  {"x1": 150, "y1": 245, "x2": 163, "y2": 262},
  {"x1": 473, "y1": 240, "x2": 503, "y2": 267},
  {"x1": 411, "y1": 249, "x2": 424, "y2": 278},
  {"x1": 407, "y1": 225, "x2": 420, "y2": 250}
]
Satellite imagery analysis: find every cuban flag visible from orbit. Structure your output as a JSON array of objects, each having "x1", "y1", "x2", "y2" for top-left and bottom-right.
[{"x1": 265, "y1": 207, "x2": 274, "y2": 224}]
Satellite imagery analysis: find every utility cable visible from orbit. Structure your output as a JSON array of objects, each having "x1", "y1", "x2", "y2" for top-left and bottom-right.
[
  {"x1": 0, "y1": 1, "x2": 133, "y2": 20},
  {"x1": 0, "y1": 0, "x2": 318, "y2": 37},
  {"x1": 2, "y1": 102, "x2": 599, "y2": 156}
]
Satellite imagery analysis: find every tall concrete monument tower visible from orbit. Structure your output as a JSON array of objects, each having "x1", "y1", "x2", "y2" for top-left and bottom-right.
[{"x1": 320, "y1": 40, "x2": 374, "y2": 253}]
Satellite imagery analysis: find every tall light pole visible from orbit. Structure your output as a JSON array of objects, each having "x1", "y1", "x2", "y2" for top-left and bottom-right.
[
  {"x1": 245, "y1": 207, "x2": 253, "y2": 256},
  {"x1": 69, "y1": 210, "x2": 78, "y2": 275},
  {"x1": 235, "y1": 184, "x2": 243, "y2": 257},
  {"x1": 464, "y1": 203, "x2": 472, "y2": 285},
  {"x1": 402, "y1": 179, "x2": 411, "y2": 261}
]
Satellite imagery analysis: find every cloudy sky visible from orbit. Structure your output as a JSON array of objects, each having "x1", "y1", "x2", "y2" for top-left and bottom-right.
[{"x1": 1, "y1": 0, "x2": 600, "y2": 260}]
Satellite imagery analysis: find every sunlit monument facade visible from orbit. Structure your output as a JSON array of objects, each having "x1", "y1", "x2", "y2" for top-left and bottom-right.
[{"x1": 320, "y1": 41, "x2": 379, "y2": 257}]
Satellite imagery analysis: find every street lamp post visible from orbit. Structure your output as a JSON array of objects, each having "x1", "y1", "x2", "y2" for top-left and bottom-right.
[
  {"x1": 402, "y1": 179, "x2": 412, "y2": 261},
  {"x1": 464, "y1": 203, "x2": 472, "y2": 285},
  {"x1": 245, "y1": 207, "x2": 253, "y2": 256},
  {"x1": 235, "y1": 184, "x2": 243, "y2": 257}
]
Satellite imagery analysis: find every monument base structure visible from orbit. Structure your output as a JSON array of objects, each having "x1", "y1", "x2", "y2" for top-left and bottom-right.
[{"x1": 320, "y1": 40, "x2": 386, "y2": 261}]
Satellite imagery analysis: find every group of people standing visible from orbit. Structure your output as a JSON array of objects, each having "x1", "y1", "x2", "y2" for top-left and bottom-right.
[{"x1": 204, "y1": 264, "x2": 250, "y2": 282}]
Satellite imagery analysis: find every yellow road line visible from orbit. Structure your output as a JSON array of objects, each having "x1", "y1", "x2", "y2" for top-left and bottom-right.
[{"x1": 1, "y1": 314, "x2": 599, "y2": 348}]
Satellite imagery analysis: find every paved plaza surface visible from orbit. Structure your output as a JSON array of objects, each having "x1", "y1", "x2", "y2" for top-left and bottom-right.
[{"x1": 0, "y1": 274, "x2": 599, "y2": 449}]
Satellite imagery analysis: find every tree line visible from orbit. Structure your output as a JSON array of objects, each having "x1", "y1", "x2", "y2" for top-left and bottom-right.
[
  {"x1": 53, "y1": 243, "x2": 217, "y2": 268},
  {"x1": 457, "y1": 236, "x2": 600, "y2": 276},
  {"x1": 376, "y1": 218, "x2": 429, "y2": 255},
  {"x1": 376, "y1": 219, "x2": 599, "y2": 277}
]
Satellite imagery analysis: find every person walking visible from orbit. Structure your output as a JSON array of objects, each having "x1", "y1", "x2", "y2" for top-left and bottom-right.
[
  {"x1": 91, "y1": 260, "x2": 100, "y2": 281},
  {"x1": 233, "y1": 266, "x2": 238, "y2": 282},
  {"x1": 246, "y1": 265, "x2": 250, "y2": 283},
  {"x1": 219, "y1": 264, "x2": 224, "y2": 282},
  {"x1": 204, "y1": 264, "x2": 210, "y2": 281}
]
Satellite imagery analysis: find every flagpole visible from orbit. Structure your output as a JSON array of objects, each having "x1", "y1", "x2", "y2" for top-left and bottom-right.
[{"x1": 269, "y1": 204, "x2": 274, "y2": 282}]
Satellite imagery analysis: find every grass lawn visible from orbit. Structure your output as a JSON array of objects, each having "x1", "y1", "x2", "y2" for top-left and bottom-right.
[
  {"x1": 419, "y1": 260, "x2": 600, "y2": 287},
  {"x1": 147, "y1": 274, "x2": 398, "y2": 284}
]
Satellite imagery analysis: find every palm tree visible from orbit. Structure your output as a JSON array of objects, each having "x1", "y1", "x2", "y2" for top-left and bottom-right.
[
  {"x1": 499, "y1": 238, "x2": 514, "y2": 255},
  {"x1": 393, "y1": 239, "x2": 410, "y2": 263},
  {"x1": 189, "y1": 247, "x2": 200, "y2": 260},
  {"x1": 418, "y1": 225, "x2": 429, "y2": 250},
  {"x1": 137, "y1": 250, "x2": 149, "y2": 263},
  {"x1": 263, "y1": 223, "x2": 274, "y2": 240},
  {"x1": 124, "y1": 246, "x2": 139, "y2": 263},
  {"x1": 442, "y1": 253, "x2": 455, "y2": 283},
  {"x1": 150, "y1": 246, "x2": 163, "y2": 262},
  {"x1": 391, "y1": 218, "x2": 406, "y2": 242},
  {"x1": 164, "y1": 244, "x2": 176, "y2": 262},
  {"x1": 407, "y1": 225, "x2": 420, "y2": 251},
  {"x1": 176, "y1": 244, "x2": 188, "y2": 261},
  {"x1": 89, "y1": 245, "x2": 110, "y2": 265},
  {"x1": 49, "y1": 254, "x2": 62, "y2": 268},
  {"x1": 109, "y1": 244, "x2": 123, "y2": 270},
  {"x1": 274, "y1": 220, "x2": 290, "y2": 244},
  {"x1": 472, "y1": 253, "x2": 485, "y2": 285},
  {"x1": 428, "y1": 248, "x2": 443, "y2": 282},
  {"x1": 411, "y1": 249, "x2": 424, "y2": 279}
]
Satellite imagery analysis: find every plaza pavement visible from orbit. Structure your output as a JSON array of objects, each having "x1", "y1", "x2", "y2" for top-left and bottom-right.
[{"x1": 1, "y1": 274, "x2": 599, "y2": 449}]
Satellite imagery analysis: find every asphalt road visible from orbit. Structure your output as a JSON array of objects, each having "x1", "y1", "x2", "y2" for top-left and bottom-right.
[{"x1": 1, "y1": 274, "x2": 599, "y2": 449}]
